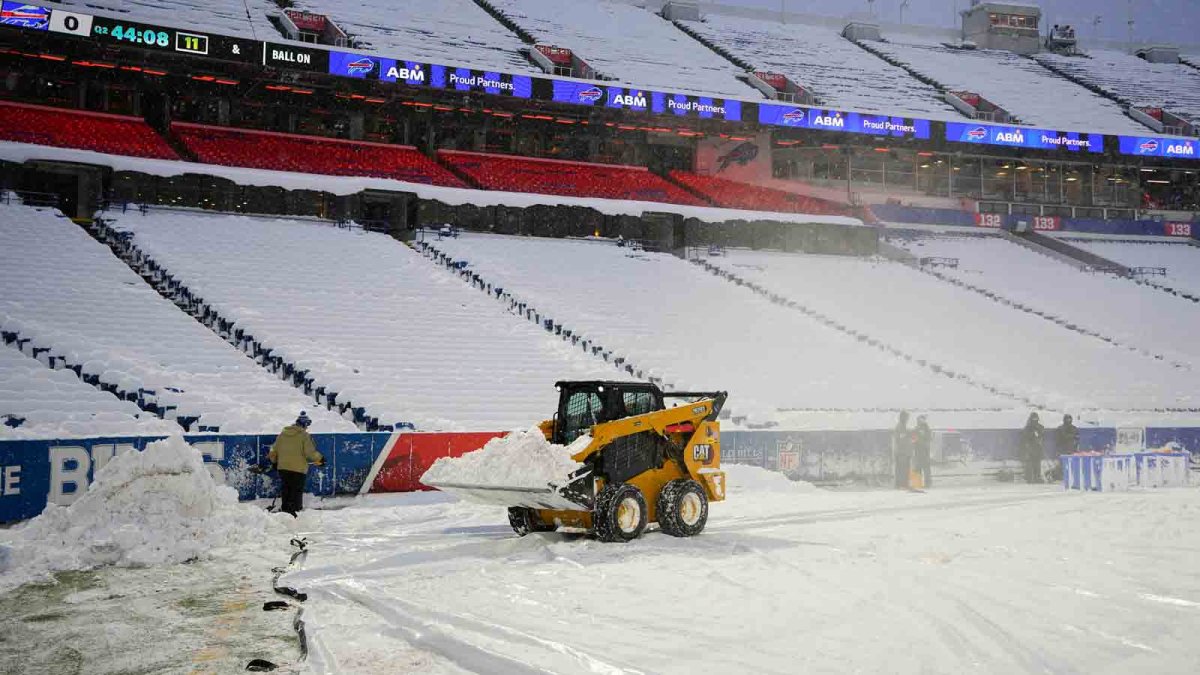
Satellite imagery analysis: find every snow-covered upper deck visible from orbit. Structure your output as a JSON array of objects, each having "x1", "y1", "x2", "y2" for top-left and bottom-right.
[
  {"x1": 681, "y1": 15, "x2": 961, "y2": 119},
  {"x1": 487, "y1": 0, "x2": 759, "y2": 97},
  {"x1": 292, "y1": 0, "x2": 538, "y2": 73},
  {"x1": 1035, "y1": 50, "x2": 1200, "y2": 126},
  {"x1": 870, "y1": 40, "x2": 1149, "y2": 134}
]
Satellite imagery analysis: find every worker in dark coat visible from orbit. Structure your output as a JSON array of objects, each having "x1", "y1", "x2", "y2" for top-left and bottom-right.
[
  {"x1": 1020, "y1": 412, "x2": 1045, "y2": 484},
  {"x1": 913, "y1": 415, "x2": 933, "y2": 488},
  {"x1": 1056, "y1": 414, "x2": 1080, "y2": 456},
  {"x1": 892, "y1": 411, "x2": 912, "y2": 489},
  {"x1": 268, "y1": 411, "x2": 324, "y2": 515}
]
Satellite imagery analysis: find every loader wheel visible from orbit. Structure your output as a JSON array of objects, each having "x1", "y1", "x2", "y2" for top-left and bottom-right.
[
  {"x1": 594, "y1": 483, "x2": 647, "y2": 542},
  {"x1": 656, "y1": 479, "x2": 708, "y2": 537},
  {"x1": 507, "y1": 507, "x2": 554, "y2": 536}
]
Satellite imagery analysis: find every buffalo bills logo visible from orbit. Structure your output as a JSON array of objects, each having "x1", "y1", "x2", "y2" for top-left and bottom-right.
[
  {"x1": 1140, "y1": 140, "x2": 1160, "y2": 153},
  {"x1": 781, "y1": 109, "x2": 806, "y2": 124},
  {"x1": 718, "y1": 141, "x2": 759, "y2": 172},
  {"x1": 346, "y1": 58, "x2": 375, "y2": 75},
  {"x1": 0, "y1": 4, "x2": 49, "y2": 28},
  {"x1": 967, "y1": 127, "x2": 988, "y2": 141},
  {"x1": 578, "y1": 87, "x2": 603, "y2": 103}
]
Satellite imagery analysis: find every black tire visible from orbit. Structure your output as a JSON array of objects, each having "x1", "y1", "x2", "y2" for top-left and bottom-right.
[
  {"x1": 594, "y1": 483, "x2": 648, "y2": 543},
  {"x1": 656, "y1": 479, "x2": 709, "y2": 537},
  {"x1": 507, "y1": 507, "x2": 554, "y2": 536}
]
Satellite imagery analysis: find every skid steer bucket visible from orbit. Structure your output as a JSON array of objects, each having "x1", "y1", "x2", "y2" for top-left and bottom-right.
[{"x1": 424, "y1": 470, "x2": 593, "y2": 511}]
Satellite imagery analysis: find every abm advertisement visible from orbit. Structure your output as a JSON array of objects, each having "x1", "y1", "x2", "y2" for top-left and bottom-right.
[
  {"x1": 1118, "y1": 135, "x2": 1198, "y2": 159},
  {"x1": 759, "y1": 103, "x2": 931, "y2": 140},
  {"x1": 946, "y1": 122, "x2": 1103, "y2": 153}
]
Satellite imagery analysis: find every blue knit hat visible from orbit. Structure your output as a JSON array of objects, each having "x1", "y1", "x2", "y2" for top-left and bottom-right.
[{"x1": 296, "y1": 411, "x2": 312, "y2": 428}]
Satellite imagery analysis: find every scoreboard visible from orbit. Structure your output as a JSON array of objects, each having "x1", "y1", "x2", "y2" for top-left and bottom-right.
[{"x1": 0, "y1": 3, "x2": 258, "y2": 63}]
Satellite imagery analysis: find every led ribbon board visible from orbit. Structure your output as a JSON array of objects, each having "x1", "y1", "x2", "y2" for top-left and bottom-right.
[
  {"x1": 759, "y1": 103, "x2": 931, "y2": 140},
  {"x1": 0, "y1": 2, "x2": 49, "y2": 30},
  {"x1": 946, "y1": 122, "x2": 1103, "y2": 153},
  {"x1": 327, "y1": 51, "x2": 532, "y2": 97},
  {"x1": 551, "y1": 81, "x2": 742, "y2": 121},
  {"x1": 1118, "y1": 136, "x2": 1198, "y2": 159}
]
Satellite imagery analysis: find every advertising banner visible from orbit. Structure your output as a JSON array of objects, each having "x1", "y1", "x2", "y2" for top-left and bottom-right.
[
  {"x1": 551, "y1": 81, "x2": 740, "y2": 121},
  {"x1": 759, "y1": 103, "x2": 931, "y2": 140},
  {"x1": 1117, "y1": 135, "x2": 1198, "y2": 159},
  {"x1": 946, "y1": 122, "x2": 1103, "y2": 153},
  {"x1": 695, "y1": 133, "x2": 772, "y2": 182}
]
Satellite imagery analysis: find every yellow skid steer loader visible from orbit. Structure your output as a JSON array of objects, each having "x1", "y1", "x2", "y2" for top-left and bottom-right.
[{"x1": 425, "y1": 381, "x2": 728, "y2": 542}]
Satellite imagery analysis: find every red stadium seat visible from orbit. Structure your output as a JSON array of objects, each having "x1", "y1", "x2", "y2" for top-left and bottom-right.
[
  {"x1": 669, "y1": 171, "x2": 852, "y2": 217},
  {"x1": 439, "y1": 151, "x2": 706, "y2": 206},
  {"x1": 173, "y1": 123, "x2": 467, "y2": 187},
  {"x1": 0, "y1": 101, "x2": 178, "y2": 159}
]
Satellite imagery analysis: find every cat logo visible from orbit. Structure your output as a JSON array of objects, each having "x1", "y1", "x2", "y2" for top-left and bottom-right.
[{"x1": 692, "y1": 444, "x2": 714, "y2": 463}]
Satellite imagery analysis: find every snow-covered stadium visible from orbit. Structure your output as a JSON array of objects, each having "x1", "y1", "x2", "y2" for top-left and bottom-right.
[{"x1": 0, "y1": 0, "x2": 1199, "y2": 672}]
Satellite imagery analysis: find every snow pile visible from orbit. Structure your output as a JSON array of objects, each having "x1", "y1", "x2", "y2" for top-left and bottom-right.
[
  {"x1": 723, "y1": 463, "x2": 818, "y2": 495},
  {"x1": 422, "y1": 427, "x2": 589, "y2": 489},
  {"x1": 0, "y1": 436, "x2": 277, "y2": 592}
]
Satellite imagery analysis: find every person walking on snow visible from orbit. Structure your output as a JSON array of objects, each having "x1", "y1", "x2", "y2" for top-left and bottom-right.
[
  {"x1": 892, "y1": 411, "x2": 913, "y2": 489},
  {"x1": 1056, "y1": 414, "x2": 1079, "y2": 456},
  {"x1": 913, "y1": 415, "x2": 933, "y2": 488},
  {"x1": 1020, "y1": 412, "x2": 1045, "y2": 484},
  {"x1": 269, "y1": 411, "x2": 324, "y2": 516}
]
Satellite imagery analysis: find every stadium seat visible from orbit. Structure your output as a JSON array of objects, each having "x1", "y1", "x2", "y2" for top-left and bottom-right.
[
  {"x1": 0, "y1": 101, "x2": 178, "y2": 159},
  {"x1": 668, "y1": 171, "x2": 852, "y2": 217},
  {"x1": 439, "y1": 151, "x2": 705, "y2": 206},
  {"x1": 173, "y1": 123, "x2": 467, "y2": 187}
]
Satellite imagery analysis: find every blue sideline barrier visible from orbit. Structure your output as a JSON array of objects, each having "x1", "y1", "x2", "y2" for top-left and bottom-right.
[
  {"x1": 0, "y1": 433, "x2": 393, "y2": 523},
  {"x1": 2, "y1": 426, "x2": 1197, "y2": 522}
]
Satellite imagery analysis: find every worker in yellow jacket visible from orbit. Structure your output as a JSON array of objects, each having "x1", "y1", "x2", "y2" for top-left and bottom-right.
[{"x1": 268, "y1": 411, "x2": 324, "y2": 515}]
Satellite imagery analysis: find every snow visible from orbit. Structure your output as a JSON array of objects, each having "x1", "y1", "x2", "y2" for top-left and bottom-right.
[
  {"x1": 0, "y1": 142, "x2": 861, "y2": 227},
  {"x1": 723, "y1": 461, "x2": 817, "y2": 493},
  {"x1": 487, "y1": 0, "x2": 760, "y2": 98},
  {"x1": 431, "y1": 232, "x2": 1013, "y2": 427},
  {"x1": 869, "y1": 40, "x2": 1150, "y2": 134},
  {"x1": 0, "y1": 200, "x2": 351, "y2": 434},
  {"x1": 712, "y1": 242, "x2": 1200, "y2": 417},
  {"x1": 1036, "y1": 50, "x2": 1200, "y2": 126},
  {"x1": 682, "y1": 15, "x2": 962, "y2": 119},
  {"x1": 893, "y1": 233, "x2": 1200, "y2": 393},
  {"x1": 0, "y1": 341, "x2": 177, "y2": 439},
  {"x1": 0, "y1": 436, "x2": 278, "y2": 594},
  {"x1": 279, "y1": 472, "x2": 1200, "y2": 674},
  {"x1": 109, "y1": 210, "x2": 622, "y2": 430},
  {"x1": 422, "y1": 426, "x2": 587, "y2": 490},
  {"x1": 1066, "y1": 237, "x2": 1200, "y2": 297},
  {"x1": 293, "y1": 0, "x2": 538, "y2": 74}
]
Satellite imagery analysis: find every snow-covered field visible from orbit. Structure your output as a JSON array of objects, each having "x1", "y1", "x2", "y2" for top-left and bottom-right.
[
  {"x1": 2, "y1": 443, "x2": 1198, "y2": 674},
  {"x1": 280, "y1": 467, "x2": 1200, "y2": 674}
]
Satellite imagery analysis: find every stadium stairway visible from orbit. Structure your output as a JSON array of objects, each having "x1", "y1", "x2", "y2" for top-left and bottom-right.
[
  {"x1": 470, "y1": 0, "x2": 538, "y2": 45},
  {"x1": 88, "y1": 217, "x2": 401, "y2": 432},
  {"x1": 412, "y1": 237, "x2": 692, "y2": 407},
  {"x1": 889, "y1": 251, "x2": 1194, "y2": 369},
  {"x1": 1029, "y1": 56, "x2": 1158, "y2": 131},
  {"x1": 848, "y1": 39, "x2": 956, "y2": 108},
  {"x1": 685, "y1": 255, "x2": 1039, "y2": 409},
  {"x1": 0, "y1": 326, "x2": 188, "y2": 432},
  {"x1": 1002, "y1": 229, "x2": 1200, "y2": 305}
]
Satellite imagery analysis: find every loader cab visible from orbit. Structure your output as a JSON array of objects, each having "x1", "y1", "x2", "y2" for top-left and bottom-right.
[{"x1": 553, "y1": 381, "x2": 665, "y2": 445}]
